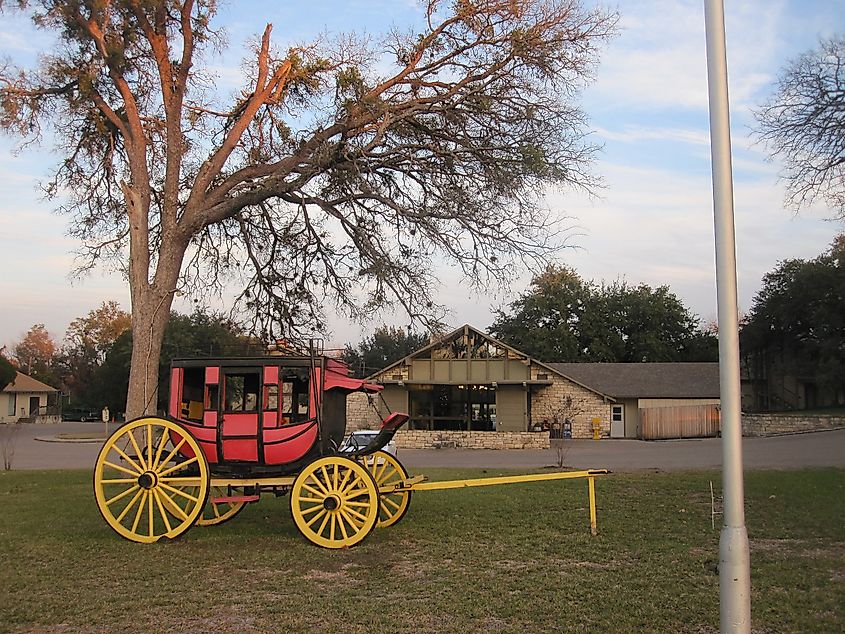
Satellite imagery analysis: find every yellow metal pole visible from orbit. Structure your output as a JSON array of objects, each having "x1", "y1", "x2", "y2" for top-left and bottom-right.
[
  {"x1": 404, "y1": 469, "x2": 607, "y2": 491},
  {"x1": 588, "y1": 476, "x2": 597, "y2": 536}
]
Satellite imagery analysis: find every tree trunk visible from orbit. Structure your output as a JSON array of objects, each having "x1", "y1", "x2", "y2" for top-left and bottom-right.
[{"x1": 125, "y1": 252, "x2": 184, "y2": 420}]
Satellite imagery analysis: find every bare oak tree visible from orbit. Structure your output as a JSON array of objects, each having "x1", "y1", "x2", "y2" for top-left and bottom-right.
[
  {"x1": 1, "y1": 0, "x2": 616, "y2": 418},
  {"x1": 754, "y1": 35, "x2": 845, "y2": 218}
]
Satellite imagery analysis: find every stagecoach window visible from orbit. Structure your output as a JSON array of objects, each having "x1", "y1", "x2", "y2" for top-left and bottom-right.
[
  {"x1": 282, "y1": 381, "x2": 293, "y2": 414},
  {"x1": 280, "y1": 370, "x2": 310, "y2": 423},
  {"x1": 206, "y1": 384, "x2": 219, "y2": 410},
  {"x1": 224, "y1": 372, "x2": 260, "y2": 412},
  {"x1": 266, "y1": 384, "x2": 279, "y2": 411},
  {"x1": 180, "y1": 367, "x2": 205, "y2": 421}
]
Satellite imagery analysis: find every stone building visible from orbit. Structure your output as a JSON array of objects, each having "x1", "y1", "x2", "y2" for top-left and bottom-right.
[
  {"x1": 347, "y1": 325, "x2": 614, "y2": 449},
  {"x1": 347, "y1": 325, "x2": 723, "y2": 448}
]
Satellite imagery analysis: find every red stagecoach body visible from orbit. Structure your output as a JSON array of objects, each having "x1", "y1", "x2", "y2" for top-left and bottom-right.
[{"x1": 167, "y1": 355, "x2": 398, "y2": 475}]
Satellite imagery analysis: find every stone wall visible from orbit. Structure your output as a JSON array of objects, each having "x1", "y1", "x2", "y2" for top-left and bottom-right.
[
  {"x1": 394, "y1": 429, "x2": 550, "y2": 450},
  {"x1": 741, "y1": 414, "x2": 845, "y2": 437},
  {"x1": 346, "y1": 392, "x2": 386, "y2": 432},
  {"x1": 530, "y1": 367, "x2": 611, "y2": 439}
]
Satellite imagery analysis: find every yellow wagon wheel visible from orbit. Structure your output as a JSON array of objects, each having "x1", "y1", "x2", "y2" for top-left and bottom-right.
[
  {"x1": 290, "y1": 456, "x2": 379, "y2": 549},
  {"x1": 360, "y1": 451, "x2": 412, "y2": 528},
  {"x1": 196, "y1": 486, "x2": 247, "y2": 527},
  {"x1": 93, "y1": 417, "x2": 209, "y2": 543}
]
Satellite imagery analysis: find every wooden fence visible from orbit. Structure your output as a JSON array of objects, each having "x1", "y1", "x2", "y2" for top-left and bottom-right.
[{"x1": 639, "y1": 404, "x2": 721, "y2": 440}]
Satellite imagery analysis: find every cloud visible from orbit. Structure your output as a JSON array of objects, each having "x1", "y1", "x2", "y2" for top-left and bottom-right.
[{"x1": 595, "y1": 125, "x2": 710, "y2": 146}]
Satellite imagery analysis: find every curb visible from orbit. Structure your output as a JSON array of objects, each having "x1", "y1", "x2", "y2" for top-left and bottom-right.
[{"x1": 34, "y1": 436, "x2": 107, "y2": 444}]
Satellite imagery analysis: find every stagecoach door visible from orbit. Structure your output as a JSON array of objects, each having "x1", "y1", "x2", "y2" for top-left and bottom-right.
[{"x1": 219, "y1": 367, "x2": 263, "y2": 462}]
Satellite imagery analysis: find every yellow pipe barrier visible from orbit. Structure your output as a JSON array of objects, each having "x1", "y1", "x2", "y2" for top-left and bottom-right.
[{"x1": 386, "y1": 468, "x2": 609, "y2": 535}]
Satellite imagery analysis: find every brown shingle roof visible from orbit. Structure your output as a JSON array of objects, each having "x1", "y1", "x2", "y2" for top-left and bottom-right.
[
  {"x1": 549, "y1": 363, "x2": 720, "y2": 399},
  {"x1": 3, "y1": 372, "x2": 58, "y2": 393}
]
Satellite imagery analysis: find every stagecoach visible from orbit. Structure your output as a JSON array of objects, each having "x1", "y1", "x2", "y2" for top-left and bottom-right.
[
  {"x1": 93, "y1": 353, "x2": 412, "y2": 548},
  {"x1": 94, "y1": 352, "x2": 608, "y2": 548}
]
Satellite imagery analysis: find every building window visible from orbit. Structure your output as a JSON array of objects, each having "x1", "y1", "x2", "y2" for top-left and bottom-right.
[
  {"x1": 409, "y1": 384, "x2": 496, "y2": 431},
  {"x1": 7, "y1": 394, "x2": 15, "y2": 417},
  {"x1": 611, "y1": 405, "x2": 623, "y2": 422}
]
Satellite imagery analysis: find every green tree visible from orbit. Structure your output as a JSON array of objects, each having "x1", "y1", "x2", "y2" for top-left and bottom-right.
[
  {"x1": 490, "y1": 266, "x2": 591, "y2": 361},
  {"x1": 12, "y1": 324, "x2": 58, "y2": 384},
  {"x1": 754, "y1": 35, "x2": 845, "y2": 218},
  {"x1": 491, "y1": 265, "x2": 717, "y2": 362},
  {"x1": 0, "y1": 0, "x2": 616, "y2": 418},
  {"x1": 0, "y1": 354, "x2": 16, "y2": 392},
  {"x1": 91, "y1": 309, "x2": 257, "y2": 414},
  {"x1": 55, "y1": 301, "x2": 130, "y2": 406},
  {"x1": 741, "y1": 236, "x2": 845, "y2": 403},
  {"x1": 341, "y1": 326, "x2": 429, "y2": 378}
]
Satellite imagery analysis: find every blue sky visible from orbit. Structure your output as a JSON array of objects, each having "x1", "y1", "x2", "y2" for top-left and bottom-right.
[{"x1": 1, "y1": 0, "x2": 843, "y2": 350}]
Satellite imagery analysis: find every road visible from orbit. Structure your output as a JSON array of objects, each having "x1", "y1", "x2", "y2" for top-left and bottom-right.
[{"x1": 4, "y1": 421, "x2": 844, "y2": 471}]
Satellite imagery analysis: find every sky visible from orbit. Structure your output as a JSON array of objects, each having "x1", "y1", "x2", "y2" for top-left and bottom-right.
[{"x1": 1, "y1": 0, "x2": 843, "y2": 352}]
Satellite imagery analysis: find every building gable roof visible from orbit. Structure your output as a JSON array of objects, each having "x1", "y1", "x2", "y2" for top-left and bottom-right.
[
  {"x1": 368, "y1": 324, "x2": 614, "y2": 400},
  {"x1": 548, "y1": 363, "x2": 720, "y2": 399},
  {"x1": 3, "y1": 371, "x2": 58, "y2": 394}
]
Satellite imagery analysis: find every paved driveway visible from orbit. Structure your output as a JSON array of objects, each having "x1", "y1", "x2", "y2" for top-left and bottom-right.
[
  {"x1": 401, "y1": 429, "x2": 845, "y2": 471},
  {"x1": 4, "y1": 421, "x2": 844, "y2": 471}
]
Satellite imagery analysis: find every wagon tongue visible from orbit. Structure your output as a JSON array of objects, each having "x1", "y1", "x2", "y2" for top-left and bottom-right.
[{"x1": 346, "y1": 412, "x2": 409, "y2": 457}]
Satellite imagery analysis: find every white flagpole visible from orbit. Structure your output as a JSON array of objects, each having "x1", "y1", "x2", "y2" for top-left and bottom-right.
[{"x1": 702, "y1": 1, "x2": 752, "y2": 631}]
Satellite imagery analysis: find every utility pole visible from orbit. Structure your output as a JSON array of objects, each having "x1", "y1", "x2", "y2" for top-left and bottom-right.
[{"x1": 702, "y1": 1, "x2": 752, "y2": 631}]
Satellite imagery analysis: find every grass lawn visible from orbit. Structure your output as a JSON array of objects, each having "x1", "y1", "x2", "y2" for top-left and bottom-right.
[{"x1": 0, "y1": 467, "x2": 842, "y2": 633}]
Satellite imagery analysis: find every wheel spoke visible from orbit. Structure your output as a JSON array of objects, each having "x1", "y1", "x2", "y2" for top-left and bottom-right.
[
  {"x1": 111, "y1": 445, "x2": 144, "y2": 475},
  {"x1": 345, "y1": 501, "x2": 373, "y2": 509},
  {"x1": 307, "y1": 473, "x2": 330, "y2": 496},
  {"x1": 298, "y1": 501, "x2": 325, "y2": 516},
  {"x1": 296, "y1": 496, "x2": 326, "y2": 504},
  {"x1": 157, "y1": 455, "x2": 198, "y2": 478},
  {"x1": 305, "y1": 508, "x2": 327, "y2": 528},
  {"x1": 126, "y1": 429, "x2": 147, "y2": 470},
  {"x1": 337, "y1": 464, "x2": 353, "y2": 491},
  {"x1": 158, "y1": 482, "x2": 199, "y2": 503},
  {"x1": 100, "y1": 478, "x2": 138, "y2": 484},
  {"x1": 103, "y1": 460, "x2": 138, "y2": 477},
  {"x1": 158, "y1": 476, "x2": 204, "y2": 485},
  {"x1": 301, "y1": 483, "x2": 325, "y2": 498},
  {"x1": 157, "y1": 437, "x2": 188, "y2": 472},
  {"x1": 106, "y1": 484, "x2": 140, "y2": 507},
  {"x1": 131, "y1": 491, "x2": 147, "y2": 533},
  {"x1": 146, "y1": 424, "x2": 153, "y2": 470},
  {"x1": 151, "y1": 427, "x2": 170, "y2": 471},
  {"x1": 153, "y1": 489, "x2": 173, "y2": 533},
  {"x1": 115, "y1": 488, "x2": 145, "y2": 523},
  {"x1": 329, "y1": 513, "x2": 336, "y2": 541},
  {"x1": 317, "y1": 511, "x2": 331, "y2": 537},
  {"x1": 340, "y1": 508, "x2": 363, "y2": 530},
  {"x1": 148, "y1": 488, "x2": 155, "y2": 537},
  {"x1": 343, "y1": 505, "x2": 369, "y2": 523},
  {"x1": 336, "y1": 512, "x2": 349, "y2": 540},
  {"x1": 320, "y1": 466, "x2": 332, "y2": 492},
  {"x1": 382, "y1": 496, "x2": 403, "y2": 512},
  {"x1": 157, "y1": 488, "x2": 190, "y2": 521},
  {"x1": 374, "y1": 459, "x2": 388, "y2": 482},
  {"x1": 342, "y1": 476, "x2": 366, "y2": 498}
]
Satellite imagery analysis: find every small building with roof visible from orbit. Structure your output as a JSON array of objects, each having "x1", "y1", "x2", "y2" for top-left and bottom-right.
[
  {"x1": 550, "y1": 363, "x2": 720, "y2": 439},
  {"x1": 1, "y1": 371, "x2": 60, "y2": 424},
  {"x1": 348, "y1": 325, "x2": 721, "y2": 447}
]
